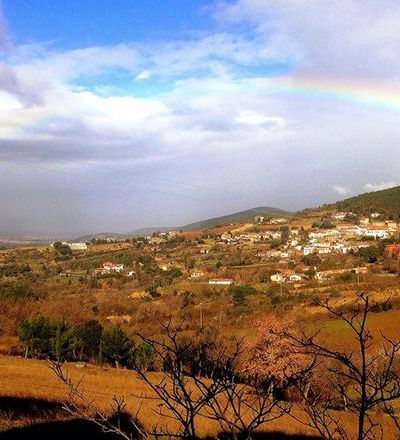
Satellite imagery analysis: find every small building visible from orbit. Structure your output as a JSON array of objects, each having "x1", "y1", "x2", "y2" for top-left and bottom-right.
[
  {"x1": 102, "y1": 262, "x2": 125, "y2": 273},
  {"x1": 221, "y1": 232, "x2": 233, "y2": 241},
  {"x1": 67, "y1": 242, "x2": 88, "y2": 251},
  {"x1": 287, "y1": 273, "x2": 302, "y2": 282},
  {"x1": 271, "y1": 273, "x2": 285, "y2": 283},
  {"x1": 190, "y1": 271, "x2": 205, "y2": 279},
  {"x1": 360, "y1": 227, "x2": 389, "y2": 240},
  {"x1": 269, "y1": 218, "x2": 288, "y2": 224},
  {"x1": 208, "y1": 278, "x2": 233, "y2": 285},
  {"x1": 303, "y1": 245, "x2": 315, "y2": 256}
]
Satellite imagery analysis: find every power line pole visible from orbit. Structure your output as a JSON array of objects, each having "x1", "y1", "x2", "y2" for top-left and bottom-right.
[{"x1": 199, "y1": 302, "x2": 203, "y2": 330}]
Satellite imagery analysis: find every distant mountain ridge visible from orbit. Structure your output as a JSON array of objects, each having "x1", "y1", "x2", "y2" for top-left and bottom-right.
[
  {"x1": 72, "y1": 206, "x2": 292, "y2": 241},
  {"x1": 324, "y1": 186, "x2": 400, "y2": 219}
]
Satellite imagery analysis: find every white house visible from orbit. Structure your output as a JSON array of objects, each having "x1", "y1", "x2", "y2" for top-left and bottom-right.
[
  {"x1": 102, "y1": 262, "x2": 125, "y2": 273},
  {"x1": 269, "y1": 218, "x2": 287, "y2": 224},
  {"x1": 271, "y1": 273, "x2": 285, "y2": 283},
  {"x1": 190, "y1": 271, "x2": 205, "y2": 279},
  {"x1": 360, "y1": 227, "x2": 389, "y2": 240},
  {"x1": 221, "y1": 232, "x2": 233, "y2": 241},
  {"x1": 303, "y1": 246, "x2": 315, "y2": 256},
  {"x1": 208, "y1": 278, "x2": 233, "y2": 285},
  {"x1": 287, "y1": 273, "x2": 302, "y2": 282},
  {"x1": 333, "y1": 212, "x2": 347, "y2": 220},
  {"x1": 64, "y1": 242, "x2": 87, "y2": 251}
]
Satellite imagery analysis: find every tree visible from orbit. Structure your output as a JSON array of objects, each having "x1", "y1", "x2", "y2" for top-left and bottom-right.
[
  {"x1": 75, "y1": 319, "x2": 103, "y2": 361},
  {"x1": 52, "y1": 362, "x2": 147, "y2": 440},
  {"x1": 287, "y1": 292, "x2": 400, "y2": 440},
  {"x1": 18, "y1": 316, "x2": 54, "y2": 359},
  {"x1": 132, "y1": 342, "x2": 154, "y2": 373},
  {"x1": 229, "y1": 284, "x2": 256, "y2": 308},
  {"x1": 101, "y1": 326, "x2": 132, "y2": 368},
  {"x1": 131, "y1": 318, "x2": 242, "y2": 439},
  {"x1": 358, "y1": 246, "x2": 379, "y2": 263},
  {"x1": 247, "y1": 317, "x2": 312, "y2": 389},
  {"x1": 280, "y1": 228, "x2": 290, "y2": 245},
  {"x1": 54, "y1": 320, "x2": 77, "y2": 362}
]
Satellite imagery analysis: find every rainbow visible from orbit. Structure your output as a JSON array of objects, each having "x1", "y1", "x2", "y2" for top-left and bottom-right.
[
  {"x1": 2, "y1": 75, "x2": 400, "y2": 142},
  {"x1": 270, "y1": 75, "x2": 400, "y2": 112}
]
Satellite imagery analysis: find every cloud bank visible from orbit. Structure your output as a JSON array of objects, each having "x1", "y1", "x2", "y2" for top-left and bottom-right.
[{"x1": 0, "y1": 0, "x2": 400, "y2": 234}]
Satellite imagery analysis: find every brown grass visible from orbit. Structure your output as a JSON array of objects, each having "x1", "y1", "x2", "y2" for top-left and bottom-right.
[
  {"x1": 0, "y1": 355, "x2": 399, "y2": 438},
  {"x1": 0, "y1": 355, "x2": 317, "y2": 437}
]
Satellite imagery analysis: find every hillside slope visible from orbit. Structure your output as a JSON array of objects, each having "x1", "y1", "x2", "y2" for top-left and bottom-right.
[
  {"x1": 73, "y1": 206, "x2": 293, "y2": 240},
  {"x1": 182, "y1": 206, "x2": 292, "y2": 230},
  {"x1": 324, "y1": 186, "x2": 400, "y2": 218}
]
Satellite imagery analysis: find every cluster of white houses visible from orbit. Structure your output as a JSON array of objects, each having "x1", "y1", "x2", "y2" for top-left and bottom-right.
[
  {"x1": 94, "y1": 262, "x2": 125, "y2": 275},
  {"x1": 270, "y1": 266, "x2": 368, "y2": 284}
]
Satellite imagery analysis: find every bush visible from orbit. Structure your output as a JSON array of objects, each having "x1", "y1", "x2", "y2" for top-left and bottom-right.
[
  {"x1": 0, "y1": 263, "x2": 31, "y2": 277},
  {"x1": 229, "y1": 284, "x2": 257, "y2": 308},
  {"x1": 0, "y1": 281, "x2": 37, "y2": 300},
  {"x1": 329, "y1": 289, "x2": 341, "y2": 298}
]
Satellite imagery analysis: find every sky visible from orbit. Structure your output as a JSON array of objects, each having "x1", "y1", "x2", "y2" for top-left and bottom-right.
[{"x1": 0, "y1": 0, "x2": 400, "y2": 236}]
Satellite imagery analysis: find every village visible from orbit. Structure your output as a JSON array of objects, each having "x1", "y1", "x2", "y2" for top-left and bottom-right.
[{"x1": 51, "y1": 208, "x2": 400, "y2": 297}]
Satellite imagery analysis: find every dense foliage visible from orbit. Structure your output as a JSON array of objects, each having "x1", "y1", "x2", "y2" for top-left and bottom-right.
[{"x1": 326, "y1": 185, "x2": 400, "y2": 219}]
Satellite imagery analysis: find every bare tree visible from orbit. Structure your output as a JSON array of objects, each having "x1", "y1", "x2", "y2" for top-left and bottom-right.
[
  {"x1": 201, "y1": 316, "x2": 316, "y2": 440},
  {"x1": 287, "y1": 291, "x2": 400, "y2": 440},
  {"x1": 132, "y1": 317, "x2": 300, "y2": 440},
  {"x1": 202, "y1": 374, "x2": 291, "y2": 440},
  {"x1": 130, "y1": 318, "x2": 243, "y2": 439},
  {"x1": 52, "y1": 361, "x2": 148, "y2": 440}
]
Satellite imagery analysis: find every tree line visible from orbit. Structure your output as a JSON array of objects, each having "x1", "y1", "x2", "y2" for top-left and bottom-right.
[{"x1": 17, "y1": 317, "x2": 153, "y2": 369}]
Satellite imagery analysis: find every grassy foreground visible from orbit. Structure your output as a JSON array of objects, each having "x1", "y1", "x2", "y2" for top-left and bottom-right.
[
  {"x1": 0, "y1": 355, "x2": 318, "y2": 438},
  {"x1": 0, "y1": 354, "x2": 398, "y2": 438}
]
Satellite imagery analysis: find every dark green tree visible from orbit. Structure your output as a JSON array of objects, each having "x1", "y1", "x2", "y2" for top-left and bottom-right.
[
  {"x1": 17, "y1": 316, "x2": 54, "y2": 359},
  {"x1": 75, "y1": 319, "x2": 103, "y2": 361},
  {"x1": 101, "y1": 326, "x2": 132, "y2": 368},
  {"x1": 132, "y1": 342, "x2": 154, "y2": 373}
]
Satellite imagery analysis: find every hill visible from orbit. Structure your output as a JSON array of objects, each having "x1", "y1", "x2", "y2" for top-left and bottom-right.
[
  {"x1": 72, "y1": 206, "x2": 292, "y2": 241},
  {"x1": 73, "y1": 232, "x2": 132, "y2": 242},
  {"x1": 324, "y1": 186, "x2": 400, "y2": 219},
  {"x1": 181, "y1": 206, "x2": 293, "y2": 230}
]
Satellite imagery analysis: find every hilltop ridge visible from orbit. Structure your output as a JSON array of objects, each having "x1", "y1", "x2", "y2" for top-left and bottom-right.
[{"x1": 323, "y1": 186, "x2": 400, "y2": 219}]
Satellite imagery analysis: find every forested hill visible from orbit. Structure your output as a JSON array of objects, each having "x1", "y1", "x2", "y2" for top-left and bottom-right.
[
  {"x1": 325, "y1": 186, "x2": 400, "y2": 219},
  {"x1": 182, "y1": 206, "x2": 292, "y2": 230}
]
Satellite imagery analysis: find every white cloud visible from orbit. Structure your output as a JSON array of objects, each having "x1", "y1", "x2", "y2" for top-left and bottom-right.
[
  {"x1": 333, "y1": 185, "x2": 352, "y2": 196},
  {"x1": 235, "y1": 110, "x2": 286, "y2": 128},
  {"x1": 363, "y1": 182, "x2": 399, "y2": 192},
  {"x1": 135, "y1": 70, "x2": 151, "y2": 81},
  {"x1": 1, "y1": 0, "x2": 400, "y2": 232},
  {"x1": 213, "y1": 0, "x2": 400, "y2": 82}
]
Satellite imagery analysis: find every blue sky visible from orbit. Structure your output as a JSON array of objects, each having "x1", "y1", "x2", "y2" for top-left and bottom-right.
[
  {"x1": 3, "y1": 0, "x2": 212, "y2": 47},
  {"x1": 0, "y1": 0, "x2": 400, "y2": 235}
]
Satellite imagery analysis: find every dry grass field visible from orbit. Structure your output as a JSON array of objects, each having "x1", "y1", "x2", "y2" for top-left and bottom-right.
[
  {"x1": 0, "y1": 355, "x2": 312, "y2": 437},
  {"x1": 0, "y1": 354, "x2": 399, "y2": 438}
]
